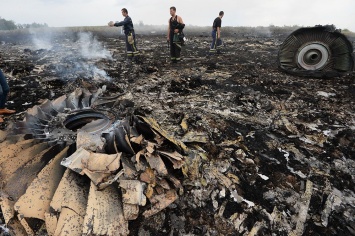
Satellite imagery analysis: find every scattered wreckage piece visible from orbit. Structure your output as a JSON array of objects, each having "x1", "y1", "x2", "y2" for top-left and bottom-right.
[
  {"x1": 61, "y1": 147, "x2": 122, "y2": 187},
  {"x1": 0, "y1": 145, "x2": 65, "y2": 223},
  {"x1": 119, "y1": 180, "x2": 147, "y2": 220},
  {"x1": 0, "y1": 130, "x2": 7, "y2": 142},
  {"x1": 0, "y1": 88, "x2": 189, "y2": 235},
  {"x1": 82, "y1": 183, "x2": 129, "y2": 236},
  {"x1": 138, "y1": 115, "x2": 190, "y2": 154},
  {"x1": 14, "y1": 146, "x2": 66, "y2": 234},
  {"x1": 47, "y1": 169, "x2": 90, "y2": 236},
  {"x1": 278, "y1": 25, "x2": 354, "y2": 77},
  {"x1": 142, "y1": 190, "x2": 178, "y2": 218},
  {"x1": 290, "y1": 180, "x2": 313, "y2": 236}
]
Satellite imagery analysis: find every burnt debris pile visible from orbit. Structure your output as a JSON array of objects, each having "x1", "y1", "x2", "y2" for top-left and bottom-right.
[
  {"x1": 0, "y1": 27, "x2": 355, "y2": 235},
  {"x1": 0, "y1": 86, "x2": 193, "y2": 235}
]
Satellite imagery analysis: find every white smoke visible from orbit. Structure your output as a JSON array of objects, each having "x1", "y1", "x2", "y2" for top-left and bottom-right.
[
  {"x1": 30, "y1": 28, "x2": 53, "y2": 50},
  {"x1": 73, "y1": 32, "x2": 112, "y2": 81},
  {"x1": 75, "y1": 62, "x2": 112, "y2": 81},
  {"x1": 28, "y1": 30, "x2": 113, "y2": 82},
  {"x1": 32, "y1": 36, "x2": 53, "y2": 50},
  {"x1": 77, "y1": 32, "x2": 112, "y2": 60},
  {"x1": 254, "y1": 26, "x2": 273, "y2": 37}
]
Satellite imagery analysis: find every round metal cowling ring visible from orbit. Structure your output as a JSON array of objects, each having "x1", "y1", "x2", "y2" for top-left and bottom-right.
[{"x1": 297, "y1": 43, "x2": 330, "y2": 70}]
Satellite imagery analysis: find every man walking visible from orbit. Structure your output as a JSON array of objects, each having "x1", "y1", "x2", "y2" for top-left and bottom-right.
[
  {"x1": 108, "y1": 8, "x2": 140, "y2": 61},
  {"x1": 209, "y1": 11, "x2": 224, "y2": 55},
  {"x1": 167, "y1": 6, "x2": 185, "y2": 63},
  {"x1": 0, "y1": 69, "x2": 16, "y2": 123}
]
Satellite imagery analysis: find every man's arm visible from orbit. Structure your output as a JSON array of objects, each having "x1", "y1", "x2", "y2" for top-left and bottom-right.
[
  {"x1": 174, "y1": 16, "x2": 185, "y2": 33},
  {"x1": 177, "y1": 16, "x2": 184, "y2": 24},
  {"x1": 217, "y1": 18, "x2": 221, "y2": 38},
  {"x1": 167, "y1": 19, "x2": 170, "y2": 40},
  {"x1": 109, "y1": 17, "x2": 131, "y2": 27}
]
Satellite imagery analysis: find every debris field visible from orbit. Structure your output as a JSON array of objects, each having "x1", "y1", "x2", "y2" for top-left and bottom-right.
[{"x1": 0, "y1": 26, "x2": 354, "y2": 235}]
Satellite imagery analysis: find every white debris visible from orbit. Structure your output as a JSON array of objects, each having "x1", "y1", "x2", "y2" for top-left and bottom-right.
[
  {"x1": 219, "y1": 188, "x2": 226, "y2": 198},
  {"x1": 295, "y1": 171, "x2": 307, "y2": 179},
  {"x1": 231, "y1": 190, "x2": 255, "y2": 208},
  {"x1": 323, "y1": 130, "x2": 332, "y2": 136},
  {"x1": 321, "y1": 188, "x2": 343, "y2": 227},
  {"x1": 243, "y1": 199, "x2": 255, "y2": 208},
  {"x1": 119, "y1": 180, "x2": 147, "y2": 206},
  {"x1": 211, "y1": 190, "x2": 219, "y2": 210},
  {"x1": 258, "y1": 174, "x2": 269, "y2": 180},
  {"x1": 316, "y1": 91, "x2": 336, "y2": 98},
  {"x1": 287, "y1": 165, "x2": 308, "y2": 179},
  {"x1": 246, "y1": 131, "x2": 255, "y2": 138},
  {"x1": 322, "y1": 129, "x2": 339, "y2": 138},
  {"x1": 231, "y1": 190, "x2": 243, "y2": 203},
  {"x1": 303, "y1": 123, "x2": 319, "y2": 131},
  {"x1": 299, "y1": 136, "x2": 316, "y2": 145},
  {"x1": 278, "y1": 148, "x2": 290, "y2": 160}
]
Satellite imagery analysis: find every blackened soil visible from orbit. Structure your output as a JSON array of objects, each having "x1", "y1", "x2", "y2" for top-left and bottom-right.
[{"x1": 0, "y1": 26, "x2": 354, "y2": 235}]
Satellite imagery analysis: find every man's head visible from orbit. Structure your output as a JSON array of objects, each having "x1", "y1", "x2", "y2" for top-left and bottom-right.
[
  {"x1": 170, "y1": 6, "x2": 176, "y2": 16},
  {"x1": 121, "y1": 8, "x2": 128, "y2": 17},
  {"x1": 219, "y1": 11, "x2": 224, "y2": 18}
]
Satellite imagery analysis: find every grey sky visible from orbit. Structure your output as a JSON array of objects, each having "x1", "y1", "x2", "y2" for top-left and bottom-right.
[{"x1": 1, "y1": 0, "x2": 354, "y2": 31}]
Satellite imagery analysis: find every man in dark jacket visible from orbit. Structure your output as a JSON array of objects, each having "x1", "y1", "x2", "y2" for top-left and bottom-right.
[
  {"x1": 209, "y1": 11, "x2": 224, "y2": 55},
  {"x1": 108, "y1": 8, "x2": 140, "y2": 60}
]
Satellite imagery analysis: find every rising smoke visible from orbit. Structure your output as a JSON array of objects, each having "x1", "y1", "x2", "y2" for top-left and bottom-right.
[
  {"x1": 30, "y1": 28, "x2": 54, "y2": 50},
  {"x1": 77, "y1": 32, "x2": 112, "y2": 60},
  {"x1": 30, "y1": 29, "x2": 113, "y2": 81}
]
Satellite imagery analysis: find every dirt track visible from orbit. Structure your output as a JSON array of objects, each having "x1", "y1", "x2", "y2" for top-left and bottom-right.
[{"x1": 0, "y1": 27, "x2": 355, "y2": 235}]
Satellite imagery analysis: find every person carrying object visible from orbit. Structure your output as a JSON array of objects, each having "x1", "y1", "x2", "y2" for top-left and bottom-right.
[
  {"x1": 0, "y1": 69, "x2": 16, "y2": 123},
  {"x1": 167, "y1": 6, "x2": 185, "y2": 63},
  {"x1": 209, "y1": 11, "x2": 224, "y2": 55},
  {"x1": 108, "y1": 8, "x2": 140, "y2": 60}
]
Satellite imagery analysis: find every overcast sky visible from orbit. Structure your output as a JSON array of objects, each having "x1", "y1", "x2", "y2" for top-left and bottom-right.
[{"x1": 1, "y1": 0, "x2": 354, "y2": 31}]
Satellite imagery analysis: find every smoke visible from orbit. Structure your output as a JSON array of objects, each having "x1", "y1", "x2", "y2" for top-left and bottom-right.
[
  {"x1": 29, "y1": 30, "x2": 113, "y2": 82},
  {"x1": 73, "y1": 32, "x2": 113, "y2": 81},
  {"x1": 252, "y1": 26, "x2": 273, "y2": 38},
  {"x1": 30, "y1": 28, "x2": 54, "y2": 50},
  {"x1": 77, "y1": 32, "x2": 112, "y2": 60},
  {"x1": 33, "y1": 37, "x2": 53, "y2": 50},
  {"x1": 68, "y1": 61, "x2": 112, "y2": 81}
]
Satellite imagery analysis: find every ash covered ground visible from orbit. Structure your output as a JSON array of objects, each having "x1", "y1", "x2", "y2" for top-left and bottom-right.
[{"x1": 0, "y1": 26, "x2": 355, "y2": 235}]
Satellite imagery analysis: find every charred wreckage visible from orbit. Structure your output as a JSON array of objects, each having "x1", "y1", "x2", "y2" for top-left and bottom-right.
[
  {"x1": 0, "y1": 24, "x2": 354, "y2": 235},
  {"x1": 278, "y1": 25, "x2": 354, "y2": 77},
  {"x1": 0, "y1": 87, "x2": 196, "y2": 235}
]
